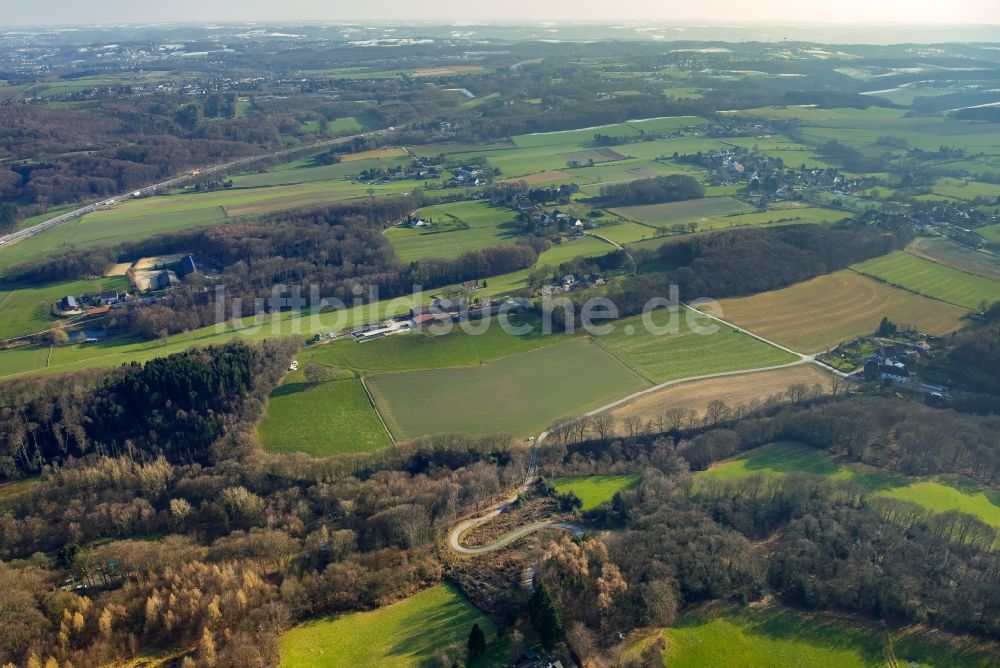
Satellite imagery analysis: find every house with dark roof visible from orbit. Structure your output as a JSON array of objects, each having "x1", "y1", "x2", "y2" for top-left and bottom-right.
[
  {"x1": 99, "y1": 290, "x2": 121, "y2": 305},
  {"x1": 178, "y1": 254, "x2": 198, "y2": 277}
]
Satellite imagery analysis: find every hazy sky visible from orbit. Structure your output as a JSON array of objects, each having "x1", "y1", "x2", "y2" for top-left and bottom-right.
[{"x1": 4, "y1": 0, "x2": 1000, "y2": 26}]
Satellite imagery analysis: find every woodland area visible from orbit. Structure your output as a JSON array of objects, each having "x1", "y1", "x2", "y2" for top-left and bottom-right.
[
  {"x1": 3, "y1": 338, "x2": 1000, "y2": 666},
  {"x1": 9, "y1": 198, "x2": 542, "y2": 339}
]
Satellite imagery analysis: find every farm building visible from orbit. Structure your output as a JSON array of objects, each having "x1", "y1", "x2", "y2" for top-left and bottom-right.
[
  {"x1": 863, "y1": 355, "x2": 911, "y2": 383},
  {"x1": 152, "y1": 270, "x2": 180, "y2": 291},
  {"x1": 58, "y1": 295, "x2": 80, "y2": 313},
  {"x1": 411, "y1": 311, "x2": 451, "y2": 328},
  {"x1": 99, "y1": 290, "x2": 122, "y2": 305}
]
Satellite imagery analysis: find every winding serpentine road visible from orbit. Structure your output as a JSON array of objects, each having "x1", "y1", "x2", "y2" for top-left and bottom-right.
[{"x1": 446, "y1": 304, "x2": 854, "y2": 555}]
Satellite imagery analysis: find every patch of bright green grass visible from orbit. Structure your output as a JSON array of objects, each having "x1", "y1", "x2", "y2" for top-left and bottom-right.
[
  {"x1": 852, "y1": 251, "x2": 1000, "y2": 310},
  {"x1": 386, "y1": 200, "x2": 521, "y2": 262},
  {"x1": 279, "y1": 583, "x2": 502, "y2": 668},
  {"x1": 550, "y1": 475, "x2": 640, "y2": 510},
  {"x1": 661, "y1": 604, "x2": 887, "y2": 668},
  {"x1": 258, "y1": 378, "x2": 390, "y2": 456},
  {"x1": 700, "y1": 442, "x2": 1000, "y2": 528}
]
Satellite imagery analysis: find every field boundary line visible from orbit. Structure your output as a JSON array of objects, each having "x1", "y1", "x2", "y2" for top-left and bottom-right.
[
  {"x1": 680, "y1": 302, "x2": 810, "y2": 361},
  {"x1": 905, "y1": 239, "x2": 1000, "y2": 282},
  {"x1": 581, "y1": 357, "x2": 809, "y2": 419},
  {"x1": 587, "y1": 335, "x2": 658, "y2": 385},
  {"x1": 847, "y1": 268, "x2": 976, "y2": 311},
  {"x1": 360, "y1": 376, "x2": 397, "y2": 443}
]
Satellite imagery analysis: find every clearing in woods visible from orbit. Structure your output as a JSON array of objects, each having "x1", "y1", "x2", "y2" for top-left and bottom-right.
[
  {"x1": 713, "y1": 270, "x2": 970, "y2": 353},
  {"x1": 384, "y1": 200, "x2": 522, "y2": 262},
  {"x1": 550, "y1": 475, "x2": 640, "y2": 510},
  {"x1": 279, "y1": 583, "x2": 502, "y2": 668},
  {"x1": 658, "y1": 603, "x2": 999, "y2": 668},
  {"x1": 700, "y1": 442, "x2": 1000, "y2": 529}
]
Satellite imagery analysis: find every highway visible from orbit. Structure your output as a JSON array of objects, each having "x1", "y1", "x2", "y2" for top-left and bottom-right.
[{"x1": 0, "y1": 130, "x2": 383, "y2": 249}]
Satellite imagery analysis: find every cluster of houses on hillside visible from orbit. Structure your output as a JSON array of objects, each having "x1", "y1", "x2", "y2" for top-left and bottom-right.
[
  {"x1": 859, "y1": 335, "x2": 950, "y2": 398},
  {"x1": 57, "y1": 254, "x2": 200, "y2": 318},
  {"x1": 57, "y1": 289, "x2": 127, "y2": 316},
  {"x1": 357, "y1": 157, "x2": 497, "y2": 187}
]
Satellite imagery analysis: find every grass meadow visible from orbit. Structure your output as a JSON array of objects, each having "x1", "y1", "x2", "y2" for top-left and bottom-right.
[
  {"x1": 0, "y1": 276, "x2": 129, "y2": 340},
  {"x1": 310, "y1": 316, "x2": 567, "y2": 373},
  {"x1": 550, "y1": 474, "x2": 640, "y2": 510},
  {"x1": 908, "y1": 237, "x2": 1000, "y2": 282},
  {"x1": 385, "y1": 200, "x2": 521, "y2": 261},
  {"x1": 366, "y1": 337, "x2": 650, "y2": 440},
  {"x1": 257, "y1": 377, "x2": 391, "y2": 456},
  {"x1": 700, "y1": 442, "x2": 1000, "y2": 529},
  {"x1": 279, "y1": 583, "x2": 502, "y2": 668},
  {"x1": 852, "y1": 251, "x2": 1000, "y2": 310},
  {"x1": 610, "y1": 196, "x2": 754, "y2": 230},
  {"x1": 660, "y1": 604, "x2": 886, "y2": 668},
  {"x1": 594, "y1": 308, "x2": 799, "y2": 383}
]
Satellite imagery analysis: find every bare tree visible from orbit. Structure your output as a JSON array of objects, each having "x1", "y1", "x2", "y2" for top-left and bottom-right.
[
  {"x1": 592, "y1": 413, "x2": 616, "y2": 441},
  {"x1": 704, "y1": 400, "x2": 731, "y2": 426},
  {"x1": 786, "y1": 383, "x2": 808, "y2": 403},
  {"x1": 664, "y1": 407, "x2": 686, "y2": 432},
  {"x1": 623, "y1": 415, "x2": 642, "y2": 438}
]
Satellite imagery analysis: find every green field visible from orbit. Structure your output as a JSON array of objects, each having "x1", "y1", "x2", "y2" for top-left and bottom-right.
[
  {"x1": 311, "y1": 317, "x2": 567, "y2": 373},
  {"x1": 852, "y1": 251, "x2": 1000, "y2": 310},
  {"x1": 932, "y1": 178, "x2": 1000, "y2": 202},
  {"x1": 0, "y1": 297, "x2": 423, "y2": 381},
  {"x1": 386, "y1": 200, "x2": 521, "y2": 262},
  {"x1": 0, "y1": 179, "x2": 423, "y2": 276},
  {"x1": 231, "y1": 155, "x2": 411, "y2": 188},
  {"x1": 661, "y1": 605, "x2": 886, "y2": 668},
  {"x1": 0, "y1": 276, "x2": 129, "y2": 340},
  {"x1": 980, "y1": 224, "x2": 1000, "y2": 245},
  {"x1": 550, "y1": 474, "x2": 640, "y2": 510},
  {"x1": 908, "y1": 237, "x2": 1000, "y2": 282},
  {"x1": 610, "y1": 196, "x2": 755, "y2": 230},
  {"x1": 367, "y1": 337, "x2": 650, "y2": 440},
  {"x1": 279, "y1": 583, "x2": 501, "y2": 668},
  {"x1": 258, "y1": 377, "x2": 390, "y2": 456},
  {"x1": 594, "y1": 308, "x2": 798, "y2": 384},
  {"x1": 701, "y1": 442, "x2": 1000, "y2": 529},
  {"x1": 660, "y1": 603, "x2": 997, "y2": 668}
]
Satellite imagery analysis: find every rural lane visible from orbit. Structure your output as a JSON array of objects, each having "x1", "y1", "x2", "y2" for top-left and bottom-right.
[{"x1": 446, "y1": 305, "x2": 854, "y2": 555}]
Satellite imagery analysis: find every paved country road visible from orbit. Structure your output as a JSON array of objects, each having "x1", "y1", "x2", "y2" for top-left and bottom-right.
[
  {"x1": 446, "y1": 306, "x2": 855, "y2": 555},
  {"x1": 0, "y1": 130, "x2": 385, "y2": 249}
]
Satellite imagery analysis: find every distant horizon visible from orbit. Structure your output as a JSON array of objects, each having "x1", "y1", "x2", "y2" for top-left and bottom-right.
[
  {"x1": 4, "y1": 0, "x2": 1000, "y2": 29},
  {"x1": 5, "y1": 19, "x2": 1000, "y2": 28}
]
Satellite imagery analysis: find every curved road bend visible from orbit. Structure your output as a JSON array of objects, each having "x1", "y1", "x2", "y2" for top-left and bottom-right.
[{"x1": 446, "y1": 305, "x2": 855, "y2": 554}]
